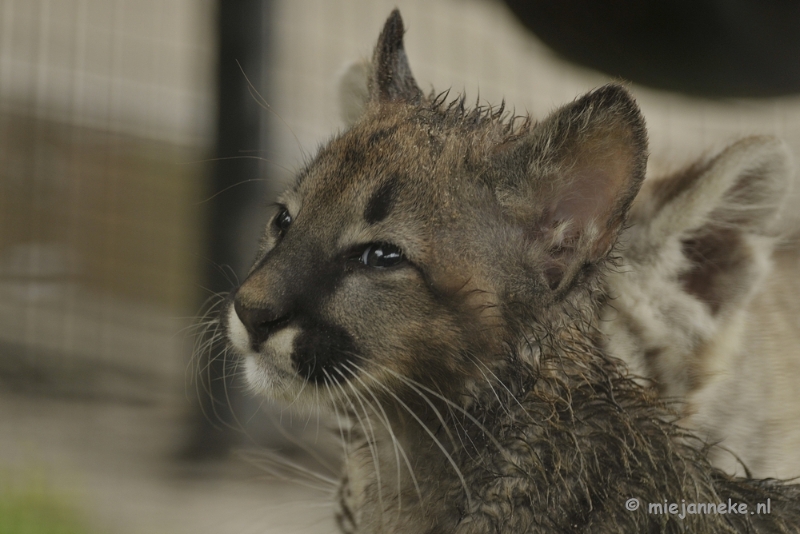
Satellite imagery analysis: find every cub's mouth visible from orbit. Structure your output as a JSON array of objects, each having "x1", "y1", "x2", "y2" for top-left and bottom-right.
[{"x1": 225, "y1": 299, "x2": 361, "y2": 398}]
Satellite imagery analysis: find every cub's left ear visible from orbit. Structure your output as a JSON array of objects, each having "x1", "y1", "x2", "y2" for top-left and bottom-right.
[{"x1": 494, "y1": 84, "x2": 648, "y2": 294}]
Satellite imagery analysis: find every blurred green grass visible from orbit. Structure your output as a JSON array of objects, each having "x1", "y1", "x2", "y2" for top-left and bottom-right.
[{"x1": 0, "y1": 469, "x2": 93, "y2": 534}]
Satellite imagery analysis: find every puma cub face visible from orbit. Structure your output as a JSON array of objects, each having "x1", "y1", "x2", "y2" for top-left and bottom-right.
[
  {"x1": 227, "y1": 26, "x2": 646, "y2": 409},
  {"x1": 224, "y1": 10, "x2": 800, "y2": 533}
]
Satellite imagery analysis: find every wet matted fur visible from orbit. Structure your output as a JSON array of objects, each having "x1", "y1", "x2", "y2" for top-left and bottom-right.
[{"x1": 224, "y1": 10, "x2": 800, "y2": 533}]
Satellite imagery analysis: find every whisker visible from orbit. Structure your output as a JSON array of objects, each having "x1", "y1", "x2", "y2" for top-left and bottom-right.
[
  {"x1": 369, "y1": 361, "x2": 510, "y2": 462},
  {"x1": 342, "y1": 361, "x2": 423, "y2": 514},
  {"x1": 472, "y1": 360, "x2": 511, "y2": 419},
  {"x1": 239, "y1": 448, "x2": 339, "y2": 487},
  {"x1": 330, "y1": 368, "x2": 385, "y2": 519},
  {"x1": 239, "y1": 450, "x2": 337, "y2": 494},
  {"x1": 345, "y1": 357, "x2": 459, "y2": 454},
  {"x1": 195, "y1": 177, "x2": 270, "y2": 205},
  {"x1": 236, "y1": 59, "x2": 305, "y2": 158},
  {"x1": 464, "y1": 353, "x2": 520, "y2": 418},
  {"x1": 340, "y1": 369, "x2": 404, "y2": 525},
  {"x1": 324, "y1": 376, "x2": 352, "y2": 478},
  {"x1": 352, "y1": 365, "x2": 474, "y2": 509}
]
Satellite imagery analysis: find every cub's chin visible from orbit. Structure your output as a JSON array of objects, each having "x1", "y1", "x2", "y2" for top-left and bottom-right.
[
  {"x1": 226, "y1": 305, "x2": 299, "y2": 395},
  {"x1": 239, "y1": 356, "x2": 324, "y2": 417},
  {"x1": 225, "y1": 304, "x2": 340, "y2": 413}
]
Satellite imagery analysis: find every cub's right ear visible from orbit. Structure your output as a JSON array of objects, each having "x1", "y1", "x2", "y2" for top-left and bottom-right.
[
  {"x1": 368, "y1": 9, "x2": 421, "y2": 104},
  {"x1": 338, "y1": 10, "x2": 422, "y2": 127}
]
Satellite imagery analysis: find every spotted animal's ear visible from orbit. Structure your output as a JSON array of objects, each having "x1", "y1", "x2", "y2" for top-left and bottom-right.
[
  {"x1": 494, "y1": 84, "x2": 648, "y2": 294},
  {"x1": 630, "y1": 136, "x2": 793, "y2": 316},
  {"x1": 638, "y1": 137, "x2": 792, "y2": 241},
  {"x1": 368, "y1": 10, "x2": 422, "y2": 104}
]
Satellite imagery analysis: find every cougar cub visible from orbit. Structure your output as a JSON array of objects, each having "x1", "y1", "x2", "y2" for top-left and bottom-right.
[
  {"x1": 225, "y1": 10, "x2": 800, "y2": 533},
  {"x1": 601, "y1": 137, "x2": 800, "y2": 480}
]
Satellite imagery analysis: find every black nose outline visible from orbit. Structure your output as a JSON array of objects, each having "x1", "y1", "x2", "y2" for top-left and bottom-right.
[{"x1": 233, "y1": 297, "x2": 292, "y2": 350}]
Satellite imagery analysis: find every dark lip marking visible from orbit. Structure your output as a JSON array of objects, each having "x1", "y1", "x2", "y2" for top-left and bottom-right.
[
  {"x1": 364, "y1": 173, "x2": 401, "y2": 225},
  {"x1": 292, "y1": 320, "x2": 360, "y2": 384}
]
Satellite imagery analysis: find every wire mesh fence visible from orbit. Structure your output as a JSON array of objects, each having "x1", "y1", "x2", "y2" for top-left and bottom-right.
[
  {"x1": 0, "y1": 0, "x2": 214, "y2": 385},
  {"x1": 2, "y1": 0, "x2": 800, "y2": 532}
]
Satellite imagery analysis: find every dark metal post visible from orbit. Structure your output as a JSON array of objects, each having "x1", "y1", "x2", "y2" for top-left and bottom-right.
[{"x1": 185, "y1": 0, "x2": 268, "y2": 460}]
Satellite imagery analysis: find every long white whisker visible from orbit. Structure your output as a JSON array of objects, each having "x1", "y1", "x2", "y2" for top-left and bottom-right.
[
  {"x1": 352, "y1": 365, "x2": 473, "y2": 509},
  {"x1": 235, "y1": 59, "x2": 305, "y2": 159},
  {"x1": 285, "y1": 371, "x2": 310, "y2": 410},
  {"x1": 469, "y1": 354, "x2": 527, "y2": 415},
  {"x1": 370, "y1": 361, "x2": 510, "y2": 461},
  {"x1": 239, "y1": 449, "x2": 338, "y2": 487},
  {"x1": 330, "y1": 368, "x2": 385, "y2": 520},
  {"x1": 315, "y1": 384, "x2": 322, "y2": 444},
  {"x1": 343, "y1": 360, "x2": 422, "y2": 515},
  {"x1": 372, "y1": 361, "x2": 476, "y2": 459},
  {"x1": 324, "y1": 379, "x2": 350, "y2": 468},
  {"x1": 239, "y1": 451, "x2": 337, "y2": 493},
  {"x1": 261, "y1": 408, "x2": 339, "y2": 476},
  {"x1": 342, "y1": 370, "x2": 403, "y2": 525},
  {"x1": 464, "y1": 354, "x2": 512, "y2": 419},
  {"x1": 220, "y1": 344, "x2": 252, "y2": 436},
  {"x1": 348, "y1": 360, "x2": 459, "y2": 453}
]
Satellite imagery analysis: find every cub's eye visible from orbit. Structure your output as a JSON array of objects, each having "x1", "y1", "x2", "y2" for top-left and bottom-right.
[
  {"x1": 360, "y1": 243, "x2": 405, "y2": 268},
  {"x1": 274, "y1": 208, "x2": 292, "y2": 233}
]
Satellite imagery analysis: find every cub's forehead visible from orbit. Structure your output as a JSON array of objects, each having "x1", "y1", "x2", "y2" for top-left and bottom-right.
[
  {"x1": 274, "y1": 109, "x2": 497, "y2": 263},
  {"x1": 292, "y1": 115, "x2": 442, "y2": 210}
]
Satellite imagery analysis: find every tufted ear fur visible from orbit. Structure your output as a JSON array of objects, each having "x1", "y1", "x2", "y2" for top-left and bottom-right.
[
  {"x1": 368, "y1": 10, "x2": 422, "y2": 104},
  {"x1": 494, "y1": 84, "x2": 648, "y2": 294}
]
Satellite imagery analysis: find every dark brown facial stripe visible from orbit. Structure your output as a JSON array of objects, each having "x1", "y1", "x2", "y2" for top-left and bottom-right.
[
  {"x1": 367, "y1": 126, "x2": 397, "y2": 147},
  {"x1": 364, "y1": 174, "x2": 400, "y2": 224}
]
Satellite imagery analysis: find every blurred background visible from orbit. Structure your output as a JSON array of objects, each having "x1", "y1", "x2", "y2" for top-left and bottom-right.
[{"x1": 1, "y1": 0, "x2": 799, "y2": 532}]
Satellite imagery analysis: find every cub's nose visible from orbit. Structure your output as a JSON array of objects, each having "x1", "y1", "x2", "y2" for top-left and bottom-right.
[{"x1": 233, "y1": 297, "x2": 291, "y2": 349}]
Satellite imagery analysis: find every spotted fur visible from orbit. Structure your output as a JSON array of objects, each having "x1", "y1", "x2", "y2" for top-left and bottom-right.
[
  {"x1": 601, "y1": 135, "x2": 800, "y2": 480},
  {"x1": 225, "y1": 10, "x2": 800, "y2": 533}
]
